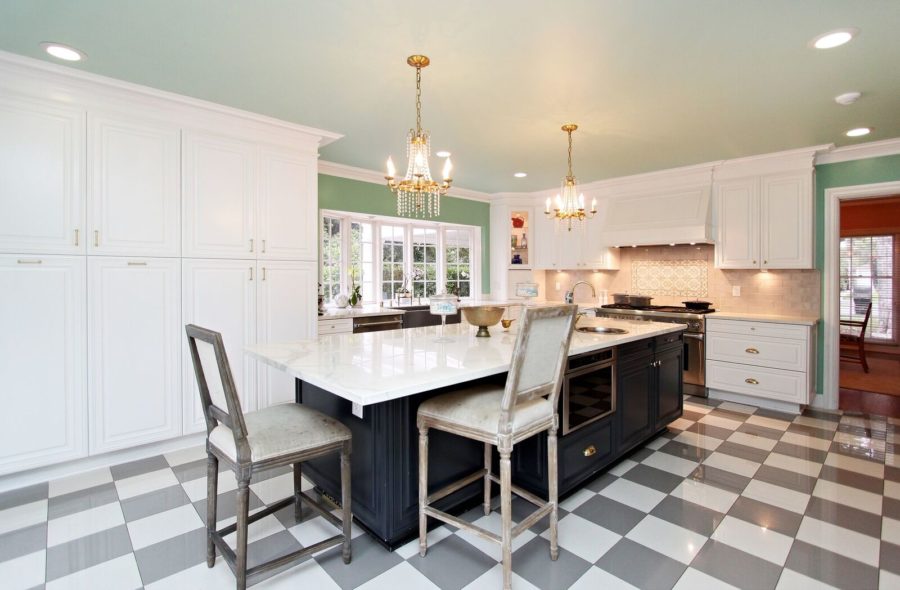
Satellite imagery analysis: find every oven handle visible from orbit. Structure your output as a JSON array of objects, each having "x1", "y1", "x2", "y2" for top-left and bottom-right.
[{"x1": 683, "y1": 333, "x2": 704, "y2": 340}]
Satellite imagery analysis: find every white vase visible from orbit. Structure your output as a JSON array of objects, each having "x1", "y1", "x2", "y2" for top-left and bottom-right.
[{"x1": 334, "y1": 293, "x2": 350, "y2": 308}]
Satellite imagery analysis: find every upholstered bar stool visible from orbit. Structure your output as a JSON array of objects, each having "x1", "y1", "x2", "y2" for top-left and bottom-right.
[
  {"x1": 185, "y1": 325, "x2": 352, "y2": 590},
  {"x1": 417, "y1": 305, "x2": 577, "y2": 590}
]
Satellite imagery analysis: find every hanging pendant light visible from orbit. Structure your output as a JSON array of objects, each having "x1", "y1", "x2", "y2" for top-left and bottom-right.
[
  {"x1": 384, "y1": 55, "x2": 453, "y2": 218},
  {"x1": 543, "y1": 124, "x2": 596, "y2": 231}
]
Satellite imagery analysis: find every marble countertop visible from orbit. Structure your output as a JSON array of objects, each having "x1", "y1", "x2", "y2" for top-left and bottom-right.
[
  {"x1": 247, "y1": 317, "x2": 683, "y2": 406},
  {"x1": 708, "y1": 311, "x2": 819, "y2": 326},
  {"x1": 318, "y1": 305, "x2": 406, "y2": 319}
]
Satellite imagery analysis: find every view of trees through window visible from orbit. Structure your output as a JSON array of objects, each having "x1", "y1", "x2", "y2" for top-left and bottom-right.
[
  {"x1": 321, "y1": 216, "x2": 342, "y2": 301},
  {"x1": 412, "y1": 228, "x2": 438, "y2": 297},
  {"x1": 444, "y1": 228, "x2": 472, "y2": 298},
  {"x1": 381, "y1": 224, "x2": 405, "y2": 301},
  {"x1": 840, "y1": 235, "x2": 894, "y2": 342}
]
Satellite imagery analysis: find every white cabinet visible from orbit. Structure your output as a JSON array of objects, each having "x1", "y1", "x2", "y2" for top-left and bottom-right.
[
  {"x1": 715, "y1": 171, "x2": 812, "y2": 269},
  {"x1": 531, "y1": 210, "x2": 558, "y2": 270},
  {"x1": 88, "y1": 257, "x2": 182, "y2": 453},
  {"x1": 258, "y1": 148, "x2": 317, "y2": 260},
  {"x1": 0, "y1": 255, "x2": 87, "y2": 475},
  {"x1": 532, "y1": 215, "x2": 619, "y2": 271},
  {"x1": 182, "y1": 259, "x2": 257, "y2": 434},
  {"x1": 257, "y1": 260, "x2": 317, "y2": 407},
  {"x1": 88, "y1": 113, "x2": 180, "y2": 257},
  {"x1": 0, "y1": 96, "x2": 85, "y2": 255}
]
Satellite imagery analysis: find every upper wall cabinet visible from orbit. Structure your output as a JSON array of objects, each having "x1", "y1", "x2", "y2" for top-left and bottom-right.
[
  {"x1": 258, "y1": 147, "x2": 317, "y2": 260},
  {"x1": 88, "y1": 113, "x2": 181, "y2": 257},
  {"x1": 0, "y1": 96, "x2": 85, "y2": 255},
  {"x1": 531, "y1": 211, "x2": 619, "y2": 271}
]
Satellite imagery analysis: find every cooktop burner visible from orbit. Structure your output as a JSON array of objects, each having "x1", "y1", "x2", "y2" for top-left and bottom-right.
[{"x1": 600, "y1": 304, "x2": 716, "y2": 314}]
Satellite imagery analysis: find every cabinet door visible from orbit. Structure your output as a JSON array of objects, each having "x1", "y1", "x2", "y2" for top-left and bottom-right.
[
  {"x1": 616, "y1": 353, "x2": 654, "y2": 451},
  {"x1": 182, "y1": 259, "x2": 257, "y2": 434},
  {"x1": 0, "y1": 255, "x2": 86, "y2": 474},
  {"x1": 88, "y1": 257, "x2": 181, "y2": 453},
  {"x1": 556, "y1": 225, "x2": 585, "y2": 270},
  {"x1": 182, "y1": 132, "x2": 257, "y2": 259},
  {"x1": 532, "y1": 211, "x2": 559, "y2": 270},
  {"x1": 582, "y1": 228, "x2": 620, "y2": 270},
  {"x1": 88, "y1": 113, "x2": 180, "y2": 256},
  {"x1": 258, "y1": 148, "x2": 317, "y2": 260},
  {"x1": 655, "y1": 345, "x2": 684, "y2": 430},
  {"x1": 715, "y1": 178, "x2": 759, "y2": 269},
  {"x1": 0, "y1": 96, "x2": 85, "y2": 255},
  {"x1": 760, "y1": 172, "x2": 813, "y2": 269},
  {"x1": 257, "y1": 260, "x2": 316, "y2": 407}
]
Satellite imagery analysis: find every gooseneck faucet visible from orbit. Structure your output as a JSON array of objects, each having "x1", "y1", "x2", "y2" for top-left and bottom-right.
[{"x1": 565, "y1": 281, "x2": 596, "y2": 304}]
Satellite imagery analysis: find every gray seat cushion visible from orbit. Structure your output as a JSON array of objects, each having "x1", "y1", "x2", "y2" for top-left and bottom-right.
[{"x1": 209, "y1": 403, "x2": 351, "y2": 463}]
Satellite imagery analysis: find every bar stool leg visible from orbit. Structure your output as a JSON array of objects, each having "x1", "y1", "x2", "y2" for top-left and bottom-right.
[
  {"x1": 548, "y1": 427, "x2": 559, "y2": 561},
  {"x1": 206, "y1": 453, "x2": 219, "y2": 567},
  {"x1": 418, "y1": 427, "x2": 429, "y2": 557},
  {"x1": 235, "y1": 478, "x2": 250, "y2": 590},
  {"x1": 293, "y1": 462, "x2": 303, "y2": 521},
  {"x1": 341, "y1": 441, "x2": 353, "y2": 564},
  {"x1": 500, "y1": 448, "x2": 513, "y2": 590},
  {"x1": 483, "y1": 442, "x2": 492, "y2": 516}
]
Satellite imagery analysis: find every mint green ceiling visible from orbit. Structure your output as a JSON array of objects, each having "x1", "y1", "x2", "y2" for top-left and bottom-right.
[{"x1": 1, "y1": 1, "x2": 898, "y2": 193}]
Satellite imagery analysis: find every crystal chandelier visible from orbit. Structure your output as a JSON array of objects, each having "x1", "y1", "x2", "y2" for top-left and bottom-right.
[
  {"x1": 385, "y1": 55, "x2": 453, "y2": 218},
  {"x1": 544, "y1": 124, "x2": 596, "y2": 231}
]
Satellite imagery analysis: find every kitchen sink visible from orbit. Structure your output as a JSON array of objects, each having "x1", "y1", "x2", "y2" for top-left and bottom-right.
[{"x1": 576, "y1": 326, "x2": 629, "y2": 335}]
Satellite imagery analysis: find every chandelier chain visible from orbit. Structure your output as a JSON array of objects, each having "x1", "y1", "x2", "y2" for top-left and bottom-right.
[
  {"x1": 415, "y1": 66, "x2": 422, "y2": 135},
  {"x1": 567, "y1": 128, "x2": 574, "y2": 178}
]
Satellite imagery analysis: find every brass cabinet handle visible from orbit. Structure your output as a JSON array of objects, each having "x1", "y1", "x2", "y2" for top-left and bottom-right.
[
  {"x1": 17, "y1": 259, "x2": 42, "y2": 264},
  {"x1": 583, "y1": 445, "x2": 597, "y2": 457},
  {"x1": 74, "y1": 229, "x2": 79, "y2": 246},
  {"x1": 249, "y1": 267, "x2": 253, "y2": 281},
  {"x1": 127, "y1": 261, "x2": 147, "y2": 266},
  {"x1": 262, "y1": 267, "x2": 266, "y2": 281},
  {"x1": 753, "y1": 260, "x2": 757, "y2": 265},
  {"x1": 745, "y1": 348, "x2": 760, "y2": 354},
  {"x1": 745, "y1": 378, "x2": 759, "y2": 385},
  {"x1": 262, "y1": 239, "x2": 266, "y2": 253},
  {"x1": 250, "y1": 238, "x2": 254, "y2": 252},
  {"x1": 94, "y1": 230, "x2": 99, "y2": 247},
  {"x1": 764, "y1": 260, "x2": 768, "y2": 265}
]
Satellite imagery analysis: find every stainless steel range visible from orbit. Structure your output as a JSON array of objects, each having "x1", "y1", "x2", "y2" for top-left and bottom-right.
[{"x1": 593, "y1": 304, "x2": 713, "y2": 397}]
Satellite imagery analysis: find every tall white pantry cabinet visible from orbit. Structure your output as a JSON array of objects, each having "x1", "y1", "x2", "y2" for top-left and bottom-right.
[{"x1": 0, "y1": 54, "x2": 335, "y2": 475}]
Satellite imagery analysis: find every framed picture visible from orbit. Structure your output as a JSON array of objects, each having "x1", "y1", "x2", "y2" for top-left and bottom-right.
[{"x1": 515, "y1": 282, "x2": 539, "y2": 298}]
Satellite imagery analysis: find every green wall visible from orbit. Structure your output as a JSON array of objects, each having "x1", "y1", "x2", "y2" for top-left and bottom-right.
[
  {"x1": 814, "y1": 154, "x2": 900, "y2": 393},
  {"x1": 318, "y1": 174, "x2": 491, "y2": 293}
]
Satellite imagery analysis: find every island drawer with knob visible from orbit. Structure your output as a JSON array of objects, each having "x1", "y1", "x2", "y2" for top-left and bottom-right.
[
  {"x1": 706, "y1": 332, "x2": 806, "y2": 372},
  {"x1": 317, "y1": 317, "x2": 353, "y2": 335},
  {"x1": 707, "y1": 360, "x2": 806, "y2": 404}
]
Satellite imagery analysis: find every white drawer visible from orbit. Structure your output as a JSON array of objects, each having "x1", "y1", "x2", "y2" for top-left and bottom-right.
[
  {"x1": 707, "y1": 333, "x2": 807, "y2": 372},
  {"x1": 707, "y1": 360, "x2": 808, "y2": 404},
  {"x1": 317, "y1": 318, "x2": 353, "y2": 335},
  {"x1": 706, "y1": 318, "x2": 808, "y2": 341}
]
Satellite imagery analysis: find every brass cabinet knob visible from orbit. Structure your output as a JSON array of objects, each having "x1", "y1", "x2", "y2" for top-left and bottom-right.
[
  {"x1": 583, "y1": 445, "x2": 597, "y2": 457},
  {"x1": 745, "y1": 378, "x2": 759, "y2": 385},
  {"x1": 745, "y1": 348, "x2": 760, "y2": 354}
]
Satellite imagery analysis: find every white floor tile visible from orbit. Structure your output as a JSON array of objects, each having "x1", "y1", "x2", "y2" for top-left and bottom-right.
[
  {"x1": 625, "y1": 515, "x2": 706, "y2": 564},
  {"x1": 812, "y1": 479, "x2": 882, "y2": 515},
  {"x1": 727, "y1": 431, "x2": 777, "y2": 452},
  {"x1": 115, "y1": 468, "x2": 180, "y2": 501},
  {"x1": 711, "y1": 515, "x2": 793, "y2": 566},
  {"x1": 674, "y1": 431, "x2": 723, "y2": 451},
  {"x1": 253, "y1": 558, "x2": 342, "y2": 590},
  {"x1": 455, "y1": 512, "x2": 535, "y2": 562},
  {"x1": 674, "y1": 567, "x2": 739, "y2": 590},
  {"x1": 357, "y1": 561, "x2": 440, "y2": 590},
  {"x1": 746, "y1": 414, "x2": 791, "y2": 431},
  {"x1": 642, "y1": 451, "x2": 699, "y2": 477},
  {"x1": 645, "y1": 436, "x2": 669, "y2": 450},
  {"x1": 146, "y1": 558, "x2": 238, "y2": 590},
  {"x1": 181, "y1": 469, "x2": 237, "y2": 502},
  {"x1": 609, "y1": 459, "x2": 638, "y2": 476},
  {"x1": 0, "y1": 549, "x2": 45, "y2": 590},
  {"x1": 569, "y1": 566, "x2": 639, "y2": 590},
  {"x1": 287, "y1": 514, "x2": 362, "y2": 550},
  {"x1": 670, "y1": 479, "x2": 738, "y2": 513},
  {"x1": 684, "y1": 402, "x2": 713, "y2": 415},
  {"x1": 463, "y1": 563, "x2": 540, "y2": 590},
  {"x1": 776, "y1": 568, "x2": 840, "y2": 590},
  {"x1": 886, "y1": 480, "x2": 900, "y2": 501},
  {"x1": 668, "y1": 418, "x2": 695, "y2": 431},
  {"x1": 703, "y1": 452, "x2": 760, "y2": 478},
  {"x1": 393, "y1": 525, "x2": 453, "y2": 559},
  {"x1": 824, "y1": 453, "x2": 884, "y2": 479},
  {"x1": 780, "y1": 431, "x2": 832, "y2": 452},
  {"x1": 795, "y1": 516, "x2": 880, "y2": 567},
  {"x1": 716, "y1": 402, "x2": 756, "y2": 415},
  {"x1": 764, "y1": 452, "x2": 822, "y2": 478},
  {"x1": 45, "y1": 553, "x2": 142, "y2": 590},
  {"x1": 832, "y1": 431, "x2": 885, "y2": 453},
  {"x1": 47, "y1": 501, "x2": 124, "y2": 547},
  {"x1": 742, "y1": 480, "x2": 810, "y2": 514},
  {"x1": 250, "y1": 472, "x2": 294, "y2": 505},
  {"x1": 699, "y1": 414, "x2": 743, "y2": 431},
  {"x1": 0, "y1": 499, "x2": 47, "y2": 535},
  {"x1": 792, "y1": 416, "x2": 839, "y2": 432},
  {"x1": 542, "y1": 513, "x2": 620, "y2": 563},
  {"x1": 49, "y1": 467, "x2": 113, "y2": 498},
  {"x1": 163, "y1": 445, "x2": 207, "y2": 467},
  {"x1": 559, "y1": 488, "x2": 595, "y2": 511},
  {"x1": 127, "y1": 503, "x2": 204, "y2": 550},
  {"x1": 223, "y1": 514, "x2": 285, "y2": 545},
  {"x1": 598, "y1": 478, "x2": 666, "y2": 512},
  {"x1": 884, "y1": 517, "x2": 900, "y2": 545},
  {"x1": 880, "y1": 569, "x2": 900, "y2": 590}
]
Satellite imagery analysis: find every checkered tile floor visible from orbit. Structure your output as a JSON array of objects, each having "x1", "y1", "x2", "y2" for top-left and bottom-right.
[{"x1": 4, "y1": 395, "x2": 900, "y2": 590}]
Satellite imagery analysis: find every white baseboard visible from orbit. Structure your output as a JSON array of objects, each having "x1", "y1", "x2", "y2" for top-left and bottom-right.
[
  {"x1": 0, "y1": 432, "x2": 206, "y2": 494},
  {"x1": 707, "y1": 388, "x2": 805, "y2": 415}
]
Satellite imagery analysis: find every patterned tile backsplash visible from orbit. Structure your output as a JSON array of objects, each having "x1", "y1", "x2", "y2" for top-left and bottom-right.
[{"x1": 632, "y1": 260, "x2": 707, "y2": 297}]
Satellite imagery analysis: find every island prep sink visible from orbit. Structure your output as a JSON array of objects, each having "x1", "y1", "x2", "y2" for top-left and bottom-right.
[{"x1": 576, "y1": 326, "x2": 629, "y2": 335}]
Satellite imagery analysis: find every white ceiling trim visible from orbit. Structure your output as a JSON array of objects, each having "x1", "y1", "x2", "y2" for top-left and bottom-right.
[
  {"x1": 814, "y1": 137, "x2": 900, "y2": 165},
  {"x1": 318, "y1": 160, "x2": 493, "y2": 203}
]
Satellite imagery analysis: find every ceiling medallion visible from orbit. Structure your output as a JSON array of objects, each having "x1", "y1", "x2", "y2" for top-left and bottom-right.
[
  {"x1": 385, "y1": 55, "x2": 452, "y2": 218},
  {"x1": 544, "y1": 124, "x2": 597, "y2": 231}
]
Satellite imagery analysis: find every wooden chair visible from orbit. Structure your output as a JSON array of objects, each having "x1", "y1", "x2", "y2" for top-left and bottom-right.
[
  {"x1": 185, "y1": 325, "x2": 352, "y2": 589},
  {"x1": 416, "y1": 305, "x2": 577, "y2": 590},
  {"x1": 840, "y1": 301, "x2": 873, "y2": 373}
]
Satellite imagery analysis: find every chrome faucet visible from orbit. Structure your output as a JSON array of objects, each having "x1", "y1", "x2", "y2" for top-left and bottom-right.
[{"x1": 565, "y1": 281, "x2": 596, "y2": 304}]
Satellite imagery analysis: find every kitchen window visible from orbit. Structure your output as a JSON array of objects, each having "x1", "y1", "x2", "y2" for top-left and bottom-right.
[
  {"x1": 840, "y1": 235, "x2": 895, "y2": 343},
  {"x1": 321, "y1": 210, "x2": 480, "y2": 305}
]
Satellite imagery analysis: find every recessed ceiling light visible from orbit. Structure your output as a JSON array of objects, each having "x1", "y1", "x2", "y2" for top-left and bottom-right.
[
  {"x1": 810, "y1": 28, "x2": 858, "y2": 49},
  {"x1": 834, "y1": 91, "x2": 861, "y2": 106},
  {"x1": 40, "y1": 42, "x2": 86, "y2": 61},
  {"x1": 435, "y1": 151, "x2": 451, "y2": 158},
  {"x1": 846, "y1": 127, "x2": 871, "y2": 137},
  {"x1": 514, "y1": 172, "x2": 527, "y2": 178}
]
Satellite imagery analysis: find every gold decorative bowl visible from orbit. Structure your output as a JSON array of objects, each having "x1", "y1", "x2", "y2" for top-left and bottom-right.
[{"x1": 462, "y1": 306, "x2": 506, "y2": 337}]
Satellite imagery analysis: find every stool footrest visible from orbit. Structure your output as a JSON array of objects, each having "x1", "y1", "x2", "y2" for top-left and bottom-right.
[
  {"x1": 427, "y1": 469, "x2": 487, "y2": 505},
  {"x1": 423, "y1": 506, "x2": 502, "y2": 545}
]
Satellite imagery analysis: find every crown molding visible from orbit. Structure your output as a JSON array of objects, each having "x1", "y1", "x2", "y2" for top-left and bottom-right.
[
  {"x1": 318, "y1": 160, "x2": 493, "y2": 203},
  {"x1": 815, "y1": 137, "x2": 900, "y2": 165}
]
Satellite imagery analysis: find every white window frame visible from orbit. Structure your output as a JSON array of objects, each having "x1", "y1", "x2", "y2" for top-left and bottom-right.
[{"x1": 320, "y1": 209, "x2": 481, "y2": 305}]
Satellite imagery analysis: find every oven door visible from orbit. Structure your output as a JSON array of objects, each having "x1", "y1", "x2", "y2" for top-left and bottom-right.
[
  {"x1": 562, "y1": 358, "x2": 616, "y2": 435},
  {"x1": 683, "y1": 332, "x2": 706, "y2": 395}
]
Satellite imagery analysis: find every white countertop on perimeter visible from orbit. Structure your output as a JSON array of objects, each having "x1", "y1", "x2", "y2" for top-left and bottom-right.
[
  {"x1": 318, "y1": 305, "x2": 406, "y2": 320},
  {"x1": 247, "y1": 318, "x2": 683, "y2": 406},
  {"x1": 708, "y1": 311, "x2": 819, "y2": 326}
]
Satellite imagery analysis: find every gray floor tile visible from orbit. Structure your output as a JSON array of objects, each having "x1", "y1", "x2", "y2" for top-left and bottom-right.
[
  {"x1": 691, "y1": 540, "x2": 782, "y2": 590},
  {"x1": 716, "y1": 440, "x2": 771, "y2": 464},
  {"x1": 45, "y1": 524, "x2": 133, "y2": 581},
  {"x1": 512, "y1": 536, "x2": 592, "y2": 590},
  {"x1": 885, "y1": 465, "x2": 900, "y2": 483},
  {"x1": 784, "y1": 540, "x2": 879, "y2": 589},
  {"x1": 804, "y1": 497, "x2": 882, "y2": 538},
  {"x1": 134, "y1": 526, "x2": 208, "y2": 585},
  {"x1": 0, "y1": 522, "x2": 47, "y2": 562},
  {"x1": 193, "y1": 489, "x2": 265, "y2": 526},
  {"x1": 245, "y1": 530, "x2": 306, "y2": 585},
  {"x1": 682, "y1": 410, "x2": 706, "y2": 422},
  {"x1": 756, "y1": 407, "x2": 798, "y2": 422},
  {"x1": 595, "y1": 537, "x2": 686, "y2": 590},
  {"x1": 710, "y1": 407, "x2": 752, "y2": 422},
  {"x1": 881, "y1": 541, "x2": 900, "y2": 576},
  {"x1": 686, "y1": 422, "x2": 733, "y2": 440},
  {"x1": 885, "y1": 497, "x2": 900, "y2": 520},
  {"x1": 584, "y1": 472, "x2": 617, "y2": 493},
  {"x1": 47, "y1": 482, "x2": 118, "y2": 520},
  {"x1": 799, "y1": 408, "x2": 841, "y2": 423},
  {"x1": 510, "y1": 496, "x2": 566, "y2": 534},
  {"x1": 622, "y1": 464, "x2": 683, "y2": 494},
  {"x1": 0, "y1": 482, "x2": 48, "y2": 511},
  {"x1": 273, "y1": 497, "x2": 321, "y2": 529},
  {"x1": 109, "y1": 455, "x2": 170, "y2": 480},
  {"x1": 818, "y1": 465, "x2": 884, "y2": 495},
  {"x1": 171, "y1": 458, "x2": 207, "y2": 483},
  {"x1": 627, "y1": 446, "x2": 655, "y2": 463},
  {"x1": 786, "y1": 423, "x2": 836, "y2": 440},
  {"x1": 121, "y1": 484, "x2": 192, "y2": 522},
  {"x1": 659, "y1": 440, "x2": 714, "y2": 462},
  {"x1": 754, "y1": 465, "x2": 817, "y2": 494},
  {"x1": 830, "y1": 440, "x2": 885, "y2": 463},
  {"x1": 574, "y1": 494, "x2": 644, "y2": 536},
  {"x1": 408, "y1": 534, "x2": 496, "y2": 590},
  {"x1": 650, "y1": 495, "x2": 724, "y2": 536},
  {"x1": 689, "y1": 464, "x2": 750, "y2": 494},
  {"x1": 771, "y1": 442, "x2": 828, "y2": 463},
  {"x1": 736, "y1": 422, "x2": 784, "y2": 440},
  {"x1": 727, "y1": 496, "x2": 802, "y2": 537},
  {"x1": 315, "y1": 532, "x2": 403, "y2": 589},
  {"x1": 838, "y1": 423, "x2": 887, "y2": 440}
]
